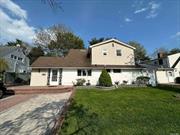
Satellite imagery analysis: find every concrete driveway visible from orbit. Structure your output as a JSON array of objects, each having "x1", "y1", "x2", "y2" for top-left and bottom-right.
[{"x1": 0, "y1": 92, "x2": 72, "y2": 135}]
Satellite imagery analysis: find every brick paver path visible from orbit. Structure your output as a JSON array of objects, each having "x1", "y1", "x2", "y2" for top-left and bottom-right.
[
  {"x1": 0, "y1": 95, "x2": 36, "y2": 112},
  {"x1": 0, "y1": 92, "x2": 72, "y2": 135}
]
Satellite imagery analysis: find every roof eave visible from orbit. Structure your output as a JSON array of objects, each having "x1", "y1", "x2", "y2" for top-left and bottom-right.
[{"x1": 89, "y1": 38, "x2": 136, "y2": 50}]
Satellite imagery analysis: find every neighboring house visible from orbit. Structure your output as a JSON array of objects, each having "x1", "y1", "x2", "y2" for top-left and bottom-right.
[
  {"x1": 0, "y1": 46, "x2": 30, "y2": 73},
  {"x1": 142, "y1": 52, "x2": 180, "y2": 84},
  {"x1": 30, "y1": 39, "x2": 156, "y2": 86}
]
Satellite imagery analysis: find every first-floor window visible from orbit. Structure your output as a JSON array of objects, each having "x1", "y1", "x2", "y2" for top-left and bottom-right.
[
  {"x1": 113, "y1": 69, "x2": 121, "y2": 73},
  {"x1": 77, "y1": 70, "x2": 81, "y2": 76},
  {"x1": 87, "y1": 70, "x2": 92, "y2": 76},
  {"x1": 106, "y1": 69, "x2": 111, "y2": 73},
  {"x1": 77, "y1": 69, "x2": 92, "y2": 76},
  {"x1": 82, "y1": 70, "x2": 86, "y2": 76}
]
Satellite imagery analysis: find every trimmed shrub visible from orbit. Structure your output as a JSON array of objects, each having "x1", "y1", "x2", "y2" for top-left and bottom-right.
[
  {"x1": 76, "y1": 79, "x2": 86, "y2": 86},
  {"x1": 175, "y1": 77, "x2": 180, "y2": 84},
  {"x1": 98, "y1": 69, "x2": 112, "y2": 87},
  {"x1": 136, "y1": 76, "x2": 150, "y2": 85}
]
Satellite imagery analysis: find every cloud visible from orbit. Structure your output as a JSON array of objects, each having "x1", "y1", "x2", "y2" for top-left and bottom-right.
[
  {"x1": 171, "y1": 32, "x2": 180, "y2": 39},
  {"x1": 133, "y1": 1, "x2": 160, "y2": 19},
  {"x1": 134, "y1": 8, "x2": 147, "y2": 14},
  {"x1": 0, "y1": 0, "x2": 35, "y2": 43},
  {"x1": 0, "y1": 0, "x2": 27, "y2": 19},
  {"x1": 124, "y1": 18, "x2": 132, "y2": 22},
  {"x1": 146, "y1": 1, "x2": 160, "y2": 19}
]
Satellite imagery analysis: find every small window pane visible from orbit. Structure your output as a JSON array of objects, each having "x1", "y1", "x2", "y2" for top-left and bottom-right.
[
  {"x1": 82, "y1": 70, "x2": 86, "y2": 76},
  {"x1": 18, "y1": 57, "x2": 22, "y2": 61},
  {"x1": 168, "y1": 72, "x2": 173, "y2": 76},
  {"x1": 103, "y1": 52, "x2": 107, "y2": 55},
  {"x1": 116, "y1": 50, "x2": 121, "y2": 56},
  {"x1": 11, "y1": 55, "x2": 14, "y2": 58},
  {"x1": 14, "y1": 56, "x2": 17, "y2": 59},
  {"x1": 106, "y1": 69, "x2": 111, "y2": 73},
  {"x1": 87, "y1": 70, "x2": 92, "y2": 76},
  {"x1": 52, "y1": 70, "x2": 58, "y2": 81},
  {"x1": 102, "y1": 49, "x2": 107, "y2": 56},
  {"x1": 113, "y1": 69, "x2": 121, "y2": 73},
  {"x1": 77, "y1": 70, "x2": 81, "y2": 76}
]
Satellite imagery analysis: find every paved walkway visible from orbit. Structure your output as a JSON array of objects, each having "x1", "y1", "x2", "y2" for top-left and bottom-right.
[
  {"x1": 0, "y1": 95, "x2": 35, "y2": 112},
  {"x1": 0, "y1": 92, "x2": 72, "y2": 135}
]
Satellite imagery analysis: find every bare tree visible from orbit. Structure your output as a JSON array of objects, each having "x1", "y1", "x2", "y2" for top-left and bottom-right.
[
  {"x1": 34, "y1": 24, "x2": 84, "y2": 56},
  {"x1": 41, "y1": 0, "x2": 63, "y2": 10}
]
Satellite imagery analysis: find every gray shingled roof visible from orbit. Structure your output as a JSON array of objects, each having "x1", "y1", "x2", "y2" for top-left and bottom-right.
[{"x1": 0, "y1": 46, "x2": 19, "y2": 57}]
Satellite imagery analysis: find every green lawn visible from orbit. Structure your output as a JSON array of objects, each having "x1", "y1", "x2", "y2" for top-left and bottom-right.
[{"x1": 60, "y1": 87, "x2": 180, "y2": 135}]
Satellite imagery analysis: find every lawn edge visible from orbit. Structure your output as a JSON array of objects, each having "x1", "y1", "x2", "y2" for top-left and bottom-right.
[{"x1": 52, "y1": 87, "x2": 76, "y2": 135}]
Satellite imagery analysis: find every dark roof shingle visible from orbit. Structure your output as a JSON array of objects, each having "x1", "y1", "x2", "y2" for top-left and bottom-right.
[
  {"x1": 31, "y1": 49, "x2": 91, "y2": 67},
  {"x1": 31, "y1": 49, "x2": 143, "y2": 68}
]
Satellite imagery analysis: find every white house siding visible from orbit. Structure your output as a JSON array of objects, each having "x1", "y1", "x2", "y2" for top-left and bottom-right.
[
  {"x1": 30, "y1": 68, "x2": 156, "y2": 86},
  {"x1": 168, "y1": 53, "x2": 180, "y2": 67},
  {"x1": 174, "y1": 68, "x2": 180, "y2": 78},
  {"x1": 156, "y1": 70, "x2": 175, "y2": 84},
  {"x1": 30, "y1": 69, "x2": 48, "y2": 86},
  {"x1": 61, "y1": 69, "x2": 101, "y2": 85},
  {"x1": 168, "y1": 53, "x2": 180, "y2": 78},
  {"x1": 61, "y1": 68, "x2": 151, "y2": 85}
]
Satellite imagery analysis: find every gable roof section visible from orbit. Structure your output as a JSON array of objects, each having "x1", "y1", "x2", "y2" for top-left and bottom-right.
[
  {"x1": 172, "y1": 56, "x2": 180, "y2": 68},
  {"x1": 89, "y1": 38, "x2": 136, "y2": 50},
  {"x1": 31, "y1": 49, "x2": 91, "y2": 68},
  {"x1": 0, "y1": 46, "x2": 20, "y2": 57}
]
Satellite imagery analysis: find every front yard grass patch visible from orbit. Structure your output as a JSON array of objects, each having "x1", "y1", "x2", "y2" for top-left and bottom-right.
[{"x1": 60, "y1": 87, "x2": 180, "y2": 135}]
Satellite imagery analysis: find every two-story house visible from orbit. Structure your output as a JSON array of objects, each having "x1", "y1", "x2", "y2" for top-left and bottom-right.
[
  {"x1": 30, "y1": 39, "x2": 154, "y2": 86},
  {"x1": 0, "y1": 46, "x2": 30, "y2": 73}
]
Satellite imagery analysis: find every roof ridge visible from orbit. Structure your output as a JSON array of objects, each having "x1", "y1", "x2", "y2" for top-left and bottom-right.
[{"x1": 89, "y1": 38, "x2": 135, "y2": 50}]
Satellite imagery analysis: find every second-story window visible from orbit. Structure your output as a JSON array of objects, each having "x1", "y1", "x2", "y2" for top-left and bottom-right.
[
  {"x1": 102, "y1": 49, "x2": 107, "y2": 56},
  {"x1": 14, "y1": 56, "x2": 17, "y2": 59},
  {"x1": 116, "y1": 49, "x2": 121, "y2": 56},
  {"x1": 11, "y1": 55, "x2": 14, "y2": 58},
  {"x1": 18, "y1": 57, "x2": 23, "y2": 61}
]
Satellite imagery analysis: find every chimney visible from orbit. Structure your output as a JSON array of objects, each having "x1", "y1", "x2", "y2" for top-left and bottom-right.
[{"x1": 157, "y1": 52, "x2": 165, "y2": 58}]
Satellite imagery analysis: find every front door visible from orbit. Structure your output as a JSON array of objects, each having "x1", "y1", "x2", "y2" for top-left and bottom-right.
[{"x1": 50, "y1": 69, "x2": 59, "y2": 85}]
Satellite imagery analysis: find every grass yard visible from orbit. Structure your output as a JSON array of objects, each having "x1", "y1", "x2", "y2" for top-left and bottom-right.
[{"x1": 60, "y1": 87, "x2": 180, "y2": 135}]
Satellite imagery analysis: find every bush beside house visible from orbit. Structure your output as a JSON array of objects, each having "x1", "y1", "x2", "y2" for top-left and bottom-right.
[
  {"x1": 76, "y1": 79, "x2": 86, "y2": 86},
  {"x1": 98, "y1": 69, "x2": 112, "y2": 87},
  {"x1": 136, "y1": 76, "x2": 150, "y2": 85}
]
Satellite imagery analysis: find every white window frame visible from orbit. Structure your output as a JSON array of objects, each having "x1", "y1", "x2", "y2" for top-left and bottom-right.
[
  {"x1": 116, "y1": 49, "x2": 122, "y2": 56},
  {"x1": 77, "y1": 69, "x2": 92, "y2": 76},
  {"x1": 102, "y1": 49, "x2": 108, "y2": 56}
]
